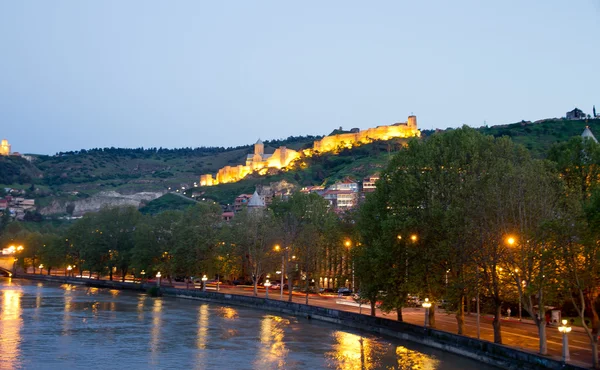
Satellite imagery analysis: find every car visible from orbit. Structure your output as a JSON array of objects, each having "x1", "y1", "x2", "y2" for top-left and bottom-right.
[{"x1": 337, "y1": 287, "x2": 352, "y2": 296}]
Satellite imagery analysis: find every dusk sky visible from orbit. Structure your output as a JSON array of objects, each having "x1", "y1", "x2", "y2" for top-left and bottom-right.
[{"x1": 1, "y1": 1, "x2": 599, "y2": 155}]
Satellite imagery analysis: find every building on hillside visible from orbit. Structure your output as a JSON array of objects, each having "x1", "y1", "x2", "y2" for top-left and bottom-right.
[
  {"x1": 328, "y1": 178, "x2": 359, "y2": 193},
  {"x1": 322, "y1": 190, "x2": 357, "y2": 210},
  {"x1": 566, "y1": 108, "x2": 586, "y2": 120},
  {"x1": 234, "y1": 194, "x2": 253, "y2": 212},
  {"x1": 200, "y1": 140, "x2": 299, "y2": 186},
  {"x1": 245, "y1": 139, "x2": 299, "y2": 170},
  {"x1": 362, "y1": 174, "x2": 380, "y2": 192},
  {"x1": 222, "y1": 211, "x2": 234, "y2": 221},
  {"x1": 582, "y1": 126, "x2": 598, "y2": 143},
  {"x1": 247, "y1": 190, "x2": 266, "y2": 209},
  {"x1": 0, "y1": 139, "x2": 11, "y2": 156},
  {"x1": 300, "y1": 186, "x2": 325, "y2": 195}
]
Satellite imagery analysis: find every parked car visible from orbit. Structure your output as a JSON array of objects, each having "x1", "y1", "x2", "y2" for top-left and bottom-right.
[{"x1": 337, "y1": 287, "x2": 352, "y2": 296}]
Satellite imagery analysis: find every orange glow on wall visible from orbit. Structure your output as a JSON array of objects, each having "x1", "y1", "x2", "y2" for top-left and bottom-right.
[{"x1": 200, "y1": 116, "x2": 420, "y2": 186}]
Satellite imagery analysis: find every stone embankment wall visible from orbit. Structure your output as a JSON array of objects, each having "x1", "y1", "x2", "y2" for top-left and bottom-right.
[{"x1": 16, "y1": 274, "x2": 585, "y2": 370}]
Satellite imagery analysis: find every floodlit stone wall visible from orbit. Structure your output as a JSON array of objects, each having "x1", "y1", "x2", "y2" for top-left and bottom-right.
[{"x1": 200, "y1": 116, "x2": 420, "y2": 186}]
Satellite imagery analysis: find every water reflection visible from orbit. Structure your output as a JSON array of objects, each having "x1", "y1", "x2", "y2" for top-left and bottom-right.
[
  {"x1": 326, "y1": 331, "x2": 388, "y2": 370},
  {"x1": 195, "y1": 304, "x2": 209, "y2": 368},
  {"x1": 0, "y1": 280, "x2": 494, "y2": 370},
  {"x1": 395, "y1": 346, "x2": 440, "y2": 369},
  {"x1": 217, "y1": 306, "x2": 238, "y2": 319},
  {"x1": 0, "y1": 286, "x2": 22, "y2": 369},
  {"x1": 137, "y1": 295, "x2": 147, "y2": 320},
  {"x1": 254, "y1": 315, "x2": 288, "y2": 369},
  {"x1": 150, "y1": 299, "x2": 163, "y2": 364},
  {"x1": 62, "y1": 287, "x2": 73, "y2": 336}
]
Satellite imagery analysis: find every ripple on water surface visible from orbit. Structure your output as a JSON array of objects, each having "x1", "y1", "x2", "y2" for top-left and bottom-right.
[{"x1": 0, "y1": 279, "x2": 495, "y2": 369}]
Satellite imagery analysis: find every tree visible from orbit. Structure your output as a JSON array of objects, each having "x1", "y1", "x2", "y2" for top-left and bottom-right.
[
  {"x1": 549, "y1": 136, "x2": 600, "y2": 367},
  {"x1": 230, "y1": 208, "x2": 278, "y2": 296}
]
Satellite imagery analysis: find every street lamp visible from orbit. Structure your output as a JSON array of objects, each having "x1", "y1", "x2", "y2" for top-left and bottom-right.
[
  {"x1": 422, "y1": 298, "x2": 432, "y2": 329},
  {"x1": 345, "y1": 240, "x2": 354, "y2": 292},
  {"x1": 264, "y1": 279, "x2": 271, "y2": 299},
  {"x1": 274, "y1": 244, "x2": 285, "y2": 299},
  {"x1": 201, "y1": 275, "x2": 208, "y2": 292},
  {"x1": 156, "y1": 272, "x2": 161, "y2": 287},
  {"x1": 67, "y1": 265, "x2": 73, "y2": 277},
  {"x1": 39, "y1": 264, "x2": 44, "y2": 274},
  {"x1": 558, "y1": 319, "x2": 572, "y2": 362}
]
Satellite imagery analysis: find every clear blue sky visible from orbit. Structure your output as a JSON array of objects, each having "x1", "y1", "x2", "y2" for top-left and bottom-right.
[{"x1": 1, "y1": 1, "x2": 599, "y2": 154}]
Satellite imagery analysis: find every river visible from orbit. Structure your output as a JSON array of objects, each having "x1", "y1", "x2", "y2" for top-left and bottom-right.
[{"x1": 0, "y1": 279, "x2": 496, "y2": 369}]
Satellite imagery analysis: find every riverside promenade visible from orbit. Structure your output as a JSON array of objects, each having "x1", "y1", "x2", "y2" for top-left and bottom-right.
[{"x1": 14, "y1": 272, "x2": 594, "y2": 369}]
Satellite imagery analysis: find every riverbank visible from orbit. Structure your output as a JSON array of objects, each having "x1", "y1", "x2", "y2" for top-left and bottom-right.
[{"x1": 14, "y1": 273, "x2": 587, "y2": 370}]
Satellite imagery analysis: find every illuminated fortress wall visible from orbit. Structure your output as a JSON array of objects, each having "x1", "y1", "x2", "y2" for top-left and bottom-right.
[
  {"x1": 200, "y1": 116, "x2": 419, "y2": 186},
  {"x1": 200, "y1": 141, "x2": 300, "y2": 186},
  {"x1": 0, "y1": 139, "x2": 11, "y2": 156},
  {"x1": 313, "y1": 116, "x2": 419, "y2": 152}
]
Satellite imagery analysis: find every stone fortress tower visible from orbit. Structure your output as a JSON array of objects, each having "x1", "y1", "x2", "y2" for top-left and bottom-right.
[{"x1": 0, "y1": 139, "x2": 11, "y2": 156}]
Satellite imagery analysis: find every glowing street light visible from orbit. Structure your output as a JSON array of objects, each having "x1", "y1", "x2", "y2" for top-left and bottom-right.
[
  {"x1": 67, "y1": 265, "x2": 73, "y2": 277},
  {"x1": 422, "y1": 298, "x2": 432, "y2": 329},
  {"x1": 410, "y1": 234, "x2": 418, "y2": 242},
  {"x1": 201, "y1": 275, "x2": 208, "y2": 292},
  {"x1": 274, "y1": 244, "x2": 284, "y2": 299},
  {"x1": 558, "y1": 319, "x2": 572, "y2": 362},
  {"x1": 344, "y1": 240, "x2": 354, "y2": 292},
  {"x1": 156, "y1": 271, "x2": 162, "y2": 287},
  {"x1": 264, "y1": 279, "x2": 272, "y2": 299}
]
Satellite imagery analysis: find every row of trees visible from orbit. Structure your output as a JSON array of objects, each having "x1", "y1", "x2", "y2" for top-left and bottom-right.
[
  {"x1": 2, "y1": 126, "x2": 600, "y2": 366},
  {"x1": 2, "y1": 192, "x2": 356, "y2": 304},
  {"x1": 353, "y1": 127, "x2": 600, "y2": 366}
]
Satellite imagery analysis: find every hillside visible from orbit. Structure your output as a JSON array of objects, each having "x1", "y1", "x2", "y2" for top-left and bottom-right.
[
  {"x1": 1, "y1": 117, "x2": 598, "y2": 214},
  {"x1": 478, "y1": 118, "x2": 600, "y2": 158}
]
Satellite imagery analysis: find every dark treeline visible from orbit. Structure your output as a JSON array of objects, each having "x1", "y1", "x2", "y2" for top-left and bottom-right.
[{"x1": 49, "y1": 134, "x2": 322, "y2": 158}]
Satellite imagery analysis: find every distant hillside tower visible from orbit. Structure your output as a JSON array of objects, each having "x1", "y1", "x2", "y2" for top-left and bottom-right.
[
  {"x1": 407, "y1": 115, "x2": 417, "y2": 130},
  {"x1": 254, "y1": 139, "x2": 264, "y2": 156},
  {"x1": 0, "y1": 139, "x2": 11, "y2": 156}
]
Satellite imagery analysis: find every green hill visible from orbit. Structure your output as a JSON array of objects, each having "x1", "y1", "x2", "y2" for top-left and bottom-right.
[
  {"x1": 1, "y1": 117, "x2": 598, "y2": 213},
  {"x1": 478, "y1": 118, "x2": 600, "y2": 158},
  {"x1": 139, "y1": 192, "x2": 197, "y2": 215}
]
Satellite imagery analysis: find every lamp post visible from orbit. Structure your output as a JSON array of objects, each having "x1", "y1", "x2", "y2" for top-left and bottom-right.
[
  {"x1": 422, "y1": 298, "x2": 432, "y2": 329},
  {"x1": 506, "y1": 236, "x2": 522, "y2": 321},
  {"x1": 39, "y1": 264, "x2": 44, "y2": 275},
  {"x1": 264, "y1": 279, "x2": 271, "y2": 299},
  {"x1": 201, "y1": 275, "x2": 208, "y2": 292},
  {"x1": 67, "y1": 265, "x2": 73, "y2": 277},
  {"x1": 140, "y1": 270, "x2": 146, "y2": 283},
  {"x1": 156, "y1": 272, "x2": 161, "y2": 287},
  {"x1": 345, "y1": 240, "x2": 354, "y2": 292},
  {"x1": 275, "y1": 245, "x2": 285, "y2": 299},
  {"x1": 558, "y1": 319, "x2": 572, "y2": 362}
]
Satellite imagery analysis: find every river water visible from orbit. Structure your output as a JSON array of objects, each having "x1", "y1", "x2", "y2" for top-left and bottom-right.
[{"x1": 0, "y1": 279, "x2": 495, "y2": 369}]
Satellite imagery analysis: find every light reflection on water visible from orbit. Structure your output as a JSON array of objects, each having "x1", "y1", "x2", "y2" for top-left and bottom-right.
[
  {"x1": 0, "y1": 279, "x2": 493, "y2": 370},
  {"x1": 0, "y1": 281, "x2": 22, "y2": 369}
]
